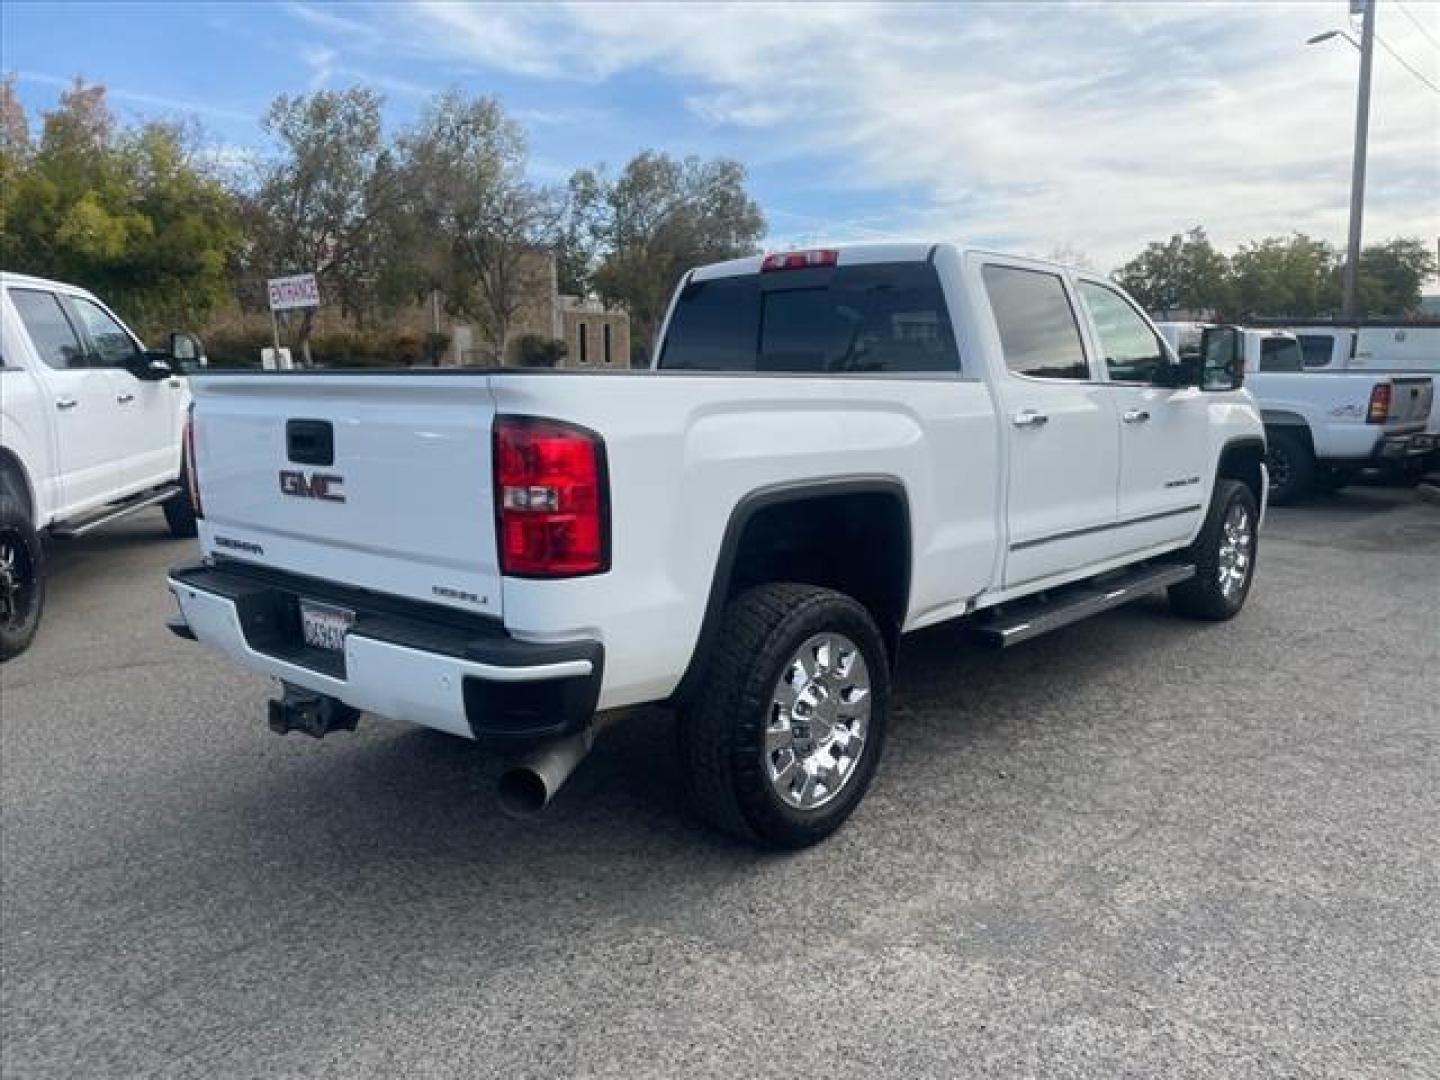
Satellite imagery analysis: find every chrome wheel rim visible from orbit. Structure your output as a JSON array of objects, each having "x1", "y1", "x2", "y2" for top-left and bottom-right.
[
  {"x1": 764, "y1": 633, "x2": 871, "y2": 810},
  {"x1": 1216, "y1": 502, "x2": 1253, "y2": 601}
]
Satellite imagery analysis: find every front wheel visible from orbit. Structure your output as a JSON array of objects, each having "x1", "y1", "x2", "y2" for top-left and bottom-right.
[
  {"x1": 0, "y1": 489, "x2": 45, "y2": 661},
  {"x1": 677, "y1": 583, "x2": 891, "y2": 848},
  {"x1": 1168, "y1": 479, "x2": 1259, "y2": 621}
]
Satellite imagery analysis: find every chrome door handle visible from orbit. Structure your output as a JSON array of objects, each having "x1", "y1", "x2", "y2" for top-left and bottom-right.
[
  {"x1": 56, "y1": 398, "x2": 78, "y2": 410},
  {"x1": 116, "y1": 392, "x2": 135, "y2": 404},
  {"x1": 1122, "y1": 408, "x2": 1151, "y2": 424},
  {"x1": 1012, "y1": 409, "x2": 1049, "y2": 428}
]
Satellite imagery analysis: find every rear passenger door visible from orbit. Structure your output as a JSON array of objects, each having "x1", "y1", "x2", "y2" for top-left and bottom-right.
[
  {"x1": 980, "y1": 261, "x2": 1121, "y2": 588},
  {"x1": 1076, "y1": 279, "x2": 1208, "y2": 552}
]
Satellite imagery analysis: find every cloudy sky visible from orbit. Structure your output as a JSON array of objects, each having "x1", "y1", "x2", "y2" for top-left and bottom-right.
[{"x1": 5, "y1": 0, "x2": 1438, "y2": 270}]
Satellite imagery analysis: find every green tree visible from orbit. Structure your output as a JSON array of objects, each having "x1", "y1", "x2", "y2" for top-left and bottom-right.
[
  {"x1": 395, "y1": 91, "x2": 553, "y2": 363},
  {"x1": 240, "y1": 88, "x2": 397, "y2": 364},
  {"x1": 1228, "y1": 234, "x2": 1341, "y2": 318},
  {"x1": 0, "y1": 79, "x2": 238, "y2": 335},
  {"x1": 1114, "y1": 227, "x2": 1230, "y2": 317},
  {"x1": 1354, "y1": 238, "x2": 1435, "y2": 316},
  {"x1": 577, "y1": 151, "x2": 766, "y2": 359}
]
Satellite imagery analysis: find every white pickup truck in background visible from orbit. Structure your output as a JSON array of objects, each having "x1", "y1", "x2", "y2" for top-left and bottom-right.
[
  {"x1": 1, "y1": 271, "x2": 204, "y2": 659},
  {"x1": 1157, "y1": 322, "x2": 1433, "y2": 503},
  {"x1": 1283, "y1": 321, "x2": 1440, "y2": 468},
  {"x1": 170, "y1": 244, "x2": 1268, "y2": 847}
]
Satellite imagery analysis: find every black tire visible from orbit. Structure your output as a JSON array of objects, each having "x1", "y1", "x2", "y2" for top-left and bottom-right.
[
  {"x1": 1265, "y1": 429, "x2": 1314, "y2": 505},
  {"x1": 0, "y1": 478, "x2": 45, "y2": 661},
  {"x1": 1168, "y1": 479, "x2": 1259, "y2": 621},
  {"x1": 163, "y1": 468, "x2": 198, "y2": 538},
  {"x1": 677, "y1": 583, "x2": 891, "y2": 849}
]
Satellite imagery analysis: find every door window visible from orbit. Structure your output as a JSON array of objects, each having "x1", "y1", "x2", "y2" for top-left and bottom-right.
[
  {"x1": 1077, "y1": 281, "x2": 1167, "y2": 383},
  {"x1": 9, "y1": 289, "x2": 87, "y2": 369},
  {"x1": 981, "y1": 265, "x2": 1088, "y2": 380},
  {"x1": 68, "y1": 297, "x2": 141, "y2": 367},
  {"x1": 1259, "y1": 337, "x2": 1304, "y2": 372},
  {"x1": 1298, "y1": 335, "x2": 1334, "y2": 368}
]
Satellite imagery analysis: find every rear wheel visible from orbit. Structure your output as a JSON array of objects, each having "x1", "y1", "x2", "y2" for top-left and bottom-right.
[
  {"x1": 1169, "y1": 479, "x2": 1258, "y2": 621},
  {"x1": 678, "y1": 583, "x2": 890, "y2": 848},
  {"x1": 0, "y1": 484, "x2": 45, "y2": 661},
  {"x1": 1265, "y1": 429, "x2": 1314, "y2": 505}
]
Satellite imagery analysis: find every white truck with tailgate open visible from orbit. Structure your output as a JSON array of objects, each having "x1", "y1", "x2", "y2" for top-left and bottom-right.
[{"x1": 170, "y1": 244, "x2": 1268, "y2": 847}]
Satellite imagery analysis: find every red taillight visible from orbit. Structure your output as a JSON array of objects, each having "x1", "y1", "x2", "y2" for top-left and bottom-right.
[
  {"x1": 183, "y1": 406, "x2": 203, "y2": 518},
  {"x1": 760, "y1": 248, "x2": 839, "y2": 272},
  {"x1": 493, "y1": 417, "x2": 608, "y2": 577},
  {"x1": 1367, "y1": 383, "x2": 1391, "y2": 424}
]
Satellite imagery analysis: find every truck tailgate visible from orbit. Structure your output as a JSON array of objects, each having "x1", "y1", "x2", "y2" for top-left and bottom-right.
[
  {"x1": 190, "y1": 374, "x2": 502, "y2": 618},
  {"x1": 1387, "y1": 376, "x2": 1433, "y2": 429}
]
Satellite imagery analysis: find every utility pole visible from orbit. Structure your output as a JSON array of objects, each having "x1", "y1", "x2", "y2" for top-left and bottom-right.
[{"x1": 1342, "y1": 0, "x2": 1377, "y2": 320}]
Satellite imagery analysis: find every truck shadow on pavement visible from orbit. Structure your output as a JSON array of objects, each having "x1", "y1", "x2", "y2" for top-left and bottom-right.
[{"x1": 206, "y1": 593, "x2": 1203, "y2": 890}]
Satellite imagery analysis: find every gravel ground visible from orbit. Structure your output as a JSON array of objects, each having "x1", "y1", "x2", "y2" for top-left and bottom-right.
[{"x1": 3, "y1": 487, "x2": 1437, "y2": 1079}]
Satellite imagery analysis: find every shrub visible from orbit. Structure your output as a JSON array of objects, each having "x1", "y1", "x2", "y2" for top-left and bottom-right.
[{"x1": 516, "y1": 334, "x2": 568, "y2": 368}]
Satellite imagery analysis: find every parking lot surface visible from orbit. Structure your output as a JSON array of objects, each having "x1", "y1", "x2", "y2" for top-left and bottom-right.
[{"x1": 3, "y1": 487, "x2": 1438, "y2": 1079}]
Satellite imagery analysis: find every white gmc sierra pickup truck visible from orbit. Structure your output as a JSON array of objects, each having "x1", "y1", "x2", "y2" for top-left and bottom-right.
[
  {"x1": 1158, "y1": 322, "x2": 1433, "y2": 502},
  {"x1": 169, "y1": 244, "x2": 1267, "y2": 847},
  {"x1": 1, "y1": 272, "x2": 204, "y2": 659}
]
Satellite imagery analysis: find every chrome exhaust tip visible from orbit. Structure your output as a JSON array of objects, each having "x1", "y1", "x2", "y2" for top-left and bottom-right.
[{"x1": 497, "y1": 728, "x2": 595, "y2": 817}]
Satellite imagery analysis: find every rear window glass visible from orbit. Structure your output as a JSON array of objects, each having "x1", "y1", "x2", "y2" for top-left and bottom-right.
[
  {"x1": 658, "y1": 261, "x2": 960, "y2": 374},
  {"x1": 1299, "y1": 335, "x2": 1334, "y2": 368},
  {"x1": 1260, "y1": 337, "x2": 1304, "y2": 372}
]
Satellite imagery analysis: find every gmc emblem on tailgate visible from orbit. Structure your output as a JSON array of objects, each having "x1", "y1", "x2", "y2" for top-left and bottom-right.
[{"x1": 279, "y1": 470, "x2": 346, "y2": 503}]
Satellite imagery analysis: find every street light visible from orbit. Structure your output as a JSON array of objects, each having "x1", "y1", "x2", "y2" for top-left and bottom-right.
[
  {"x1": 1307, "y1": 1, "x2": 1376, "y2": 321},
  {"x1": 1306, "y1": 29, "x2": 1360, "y2": 49}
]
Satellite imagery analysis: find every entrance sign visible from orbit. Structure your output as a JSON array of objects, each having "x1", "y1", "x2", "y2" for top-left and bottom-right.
[{"x1": 267, "y1": 274, "x2": 320, "y2": 312}]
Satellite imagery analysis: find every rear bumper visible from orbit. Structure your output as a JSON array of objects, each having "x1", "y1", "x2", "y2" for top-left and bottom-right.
[
  {"x1": 1372, "y1": 433, "x2": 1432, "y2": 463},
  {"x1": 167, "y1": 561, "x2": 602, "y2": 743}
]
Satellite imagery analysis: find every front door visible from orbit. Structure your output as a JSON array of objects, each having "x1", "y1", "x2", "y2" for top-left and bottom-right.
[
  {"x1": 980, "y1": 262, "x2": 1121, "y2": 588},
  {"x1": 1076, "y1": 279, "x2": 1209, "y2": 552},
  {"x1": 65, "y1": 294, "x2": 183, "y2": 492},
  {"x1": 7, "y1": 287, "x2": 126, "y2": 517}
]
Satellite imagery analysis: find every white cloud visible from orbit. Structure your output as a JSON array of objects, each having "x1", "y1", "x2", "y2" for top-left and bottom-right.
[
  {"x1": 387, "y1": 0, "x2": 1438, "y2": 269},
  {"x1": 15, "y1": 71, "x2": 256, "y2": 124}
]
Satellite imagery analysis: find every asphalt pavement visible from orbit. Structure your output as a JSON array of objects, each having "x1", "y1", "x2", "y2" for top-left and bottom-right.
[{"x1": 3, "y1": 487, "x2": 1438, "y2": 1078}]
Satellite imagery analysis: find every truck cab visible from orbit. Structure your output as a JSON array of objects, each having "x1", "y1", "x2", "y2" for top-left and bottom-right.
[{"x1": 1, "y1": 271, "x2": 204, "y2": 659}]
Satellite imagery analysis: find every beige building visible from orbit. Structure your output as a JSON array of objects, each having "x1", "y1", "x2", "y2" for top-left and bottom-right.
[{"x1": 559, "y1": 297, "x2": 631, "y2": 370}]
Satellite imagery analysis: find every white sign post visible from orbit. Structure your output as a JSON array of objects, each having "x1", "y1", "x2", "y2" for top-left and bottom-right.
[{"x1": 266, "y1": 273, "x2": 321, "y2": 364}]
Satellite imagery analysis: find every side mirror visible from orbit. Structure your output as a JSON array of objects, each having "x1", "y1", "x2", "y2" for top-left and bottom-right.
[
  {"x1": 1199, "y1": 326, "x2": 1244, "y2": 391},
  {"x1": 131, "y1": 352, "x2": 176, "y2": 381},
  {"x1": 169, "y1": 331, "x2": 206, "y2": 372}
]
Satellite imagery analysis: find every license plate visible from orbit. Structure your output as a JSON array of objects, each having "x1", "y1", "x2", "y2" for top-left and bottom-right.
[{"x1": 300, "y1": 600, "x2": 354, "y2": 652}]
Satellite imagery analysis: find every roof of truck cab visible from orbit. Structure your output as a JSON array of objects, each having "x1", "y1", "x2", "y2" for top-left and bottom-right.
[
  {"x1": 687, "y1": 242, "x2": 1097, "y2": 283},
  {"x1": 0, "y1": 270, "x2": 94, "y2": 295}
]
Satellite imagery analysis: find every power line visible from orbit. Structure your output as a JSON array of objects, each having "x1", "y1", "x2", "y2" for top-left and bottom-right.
[
  {"x1": 1393, "y1": 0, "x2": 1440, "y2": 52},
  {"x1": 1374, "y1": 30, "x2": 1440, "y2": 95}
]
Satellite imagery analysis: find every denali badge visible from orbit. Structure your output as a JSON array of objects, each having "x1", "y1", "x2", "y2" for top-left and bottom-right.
[{"x1": 279, "y1": 469, "x2": 345, "y2": 503}]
